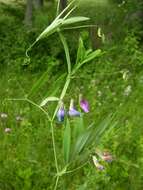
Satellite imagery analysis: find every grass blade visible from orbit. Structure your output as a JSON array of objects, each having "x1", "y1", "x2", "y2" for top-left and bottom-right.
[{"x1": 27, "y1": 69, "x2": 50, "y2": 98}]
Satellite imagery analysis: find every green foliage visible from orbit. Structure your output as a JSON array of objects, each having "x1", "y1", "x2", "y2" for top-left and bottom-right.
[
  {"x1": 63, "y1": 118, "x2": 71, "y2": 164},
  {"x1": 1, "y1": 0, "x2": 143, "y2": 189}
]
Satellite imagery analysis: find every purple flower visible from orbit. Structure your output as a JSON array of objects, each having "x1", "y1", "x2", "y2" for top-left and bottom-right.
[
  {"x1": 68, "y1": 99, "x2": 81, "y2": 117},
  {"x1": 68, "y1": 108, "x2": 81, "y2": 117},
  {"x1": 79, "y1": 94, "x2": 89, "y2": 113},
  {"x1": 57, "y1": 102, "x2": 65, "y2": 122}
]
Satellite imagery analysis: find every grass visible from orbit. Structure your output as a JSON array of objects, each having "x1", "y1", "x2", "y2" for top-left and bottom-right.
[{"x1": 1, "y1": 0, "x2": 143, "y2": 189}]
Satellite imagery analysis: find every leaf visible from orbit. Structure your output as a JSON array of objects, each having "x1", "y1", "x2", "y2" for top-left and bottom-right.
[
  {"x1": 88, "y1": 114, "x2": 117, "y2": 146},
  {"x1": 72, "y1": 123, "x2": 94, "y2": 158},
  {"x1": 62, "y1": 16, "x2": 90, "y2": 26},
  {"x1": 43, "y1": 73, "x2": 66, "y2": 98},
  {"x1": 27, "y1": 69, "x2": 49, "y2": 98},
  {"x1": 73, "y1": 49, "x2": 102, "y2": 74},
  {"x1": 76, "y1": 37, "x2": 86, "y2": 65},
  {"x1": 73, "y1": 116, "x2": 85, "y2": 141},
  {"x1": 63, "y1": 119, "x2": 71, "y2": 164},
  {"x1": 82, "y1": 49, "x2": 102, "y2": 64},
  {"x1": 36, "y1": 19, "x2": 63, "y2": 41},
  {"x1": 40, "y1": 97, "x2": 60, "y2": 107}
]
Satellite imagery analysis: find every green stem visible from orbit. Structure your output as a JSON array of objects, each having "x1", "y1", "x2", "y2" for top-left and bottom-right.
[
  {"x1": 6, "y1": 98, "x2": 51, "y2": 122},
  {"x1": 54, "y1": 176, "x2": 59, "y2": 190},
  {"x1": 56, "y1": 0, "x2": 60, "y2": 16},
  {"x1": 50, "y1": 33, "x2": 72, "y2": 189},
  {"x1": 51, "y1": 122, "x2": 59, "y2": 174},
  {"x1": 52, "y1": 75, "x2": 71, "y2": 121}
]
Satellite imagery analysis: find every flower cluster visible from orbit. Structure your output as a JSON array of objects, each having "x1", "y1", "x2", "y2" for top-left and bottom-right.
[
  {"x1": 57, "y1": 95, "x2": 89, "y2": 122},
  {"x1": 92, "y1": 149, "x2": 113, "y2": 171},
  {"x1": 0, "y1": 112, "x2": 8, "y2": 119},
  {"x1": 0, "y1": 113, "x2": 24, "y2": 133}
]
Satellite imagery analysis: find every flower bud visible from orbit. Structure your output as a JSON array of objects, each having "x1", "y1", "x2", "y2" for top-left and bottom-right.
[
  {"x1": 79, "y1": 94, "x2": 89, "y2": 113},
  {"x1": 57, "y1": 102, "x2": 65, "y2": 122}
]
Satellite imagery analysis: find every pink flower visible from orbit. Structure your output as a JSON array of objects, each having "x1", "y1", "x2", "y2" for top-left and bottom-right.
[{"x1": 79, "y1": 94, "x2": 89, "y2": 113}]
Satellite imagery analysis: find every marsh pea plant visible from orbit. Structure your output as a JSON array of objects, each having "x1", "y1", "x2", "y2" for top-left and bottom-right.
[{"x1": 10, "y1": 1, "x2": 116, "y2": 189}]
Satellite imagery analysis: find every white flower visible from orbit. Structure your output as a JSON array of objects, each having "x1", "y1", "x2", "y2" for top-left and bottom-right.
[
  {"x1": 0, "y1": 113, "x2": 8, "y2": 119},
  {"x1": 4, "y1": 128, "x2": 11, "y2": 133},
  {"x1": 124, "y1": 85, "x2": 132, "y2": 96}
]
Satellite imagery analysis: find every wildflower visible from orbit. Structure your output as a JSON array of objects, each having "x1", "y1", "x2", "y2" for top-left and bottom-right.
[
  {"x1": 16, "y1": 116, "x2": 23, "y2": 122},
  {"x1": 92, "y1": 155, "x2": 104, "y2": 171},
  {"x1": 4, "y1": 128, "x2": 11, "y2": 133},
  {"x1": 0, "y1": 113, "x2": 8, "y2": 119},
  {"x1": 68, "y1": 99, "x2": 81, "y2": 117},
  {"x1": 124, "y1": 85, "x2": 132, "y2": 96},
  {"x1": 79, "y1": 94, "x2": 89, "y2": 113},
  {"x1": 57, "y1": 102, "x2": 65, "y2": 122},
  {"x1": 96, "y1": 149, "x2": 113, "y2": 163}
]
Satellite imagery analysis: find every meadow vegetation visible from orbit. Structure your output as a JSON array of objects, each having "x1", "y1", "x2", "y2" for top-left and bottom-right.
[{"x1": 0, "y1": 0, "x2": 143, "y2": 189}]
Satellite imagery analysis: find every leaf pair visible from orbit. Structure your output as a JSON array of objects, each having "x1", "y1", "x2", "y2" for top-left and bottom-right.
[
  {"x1": 35, "y1": 0, "x2": 89, "y2": 42},
  {"x1": 72, "y1": 38, "x2": 102, "y2": 74},
  {"x1": 62, "y1": 114, "x2": 117, "y2": 165}
]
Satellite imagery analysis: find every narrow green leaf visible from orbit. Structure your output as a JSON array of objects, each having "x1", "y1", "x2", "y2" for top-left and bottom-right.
[
  {"x1": 36, "y1": 19, "x2": 63, "y2": 41},
  {"x1": 73, "y1": 116, "x2": 85, "y2": 141},
  {"x1": 87, "y1": 114, "x2": 116, "y2": 146},
  {"x1": 40, "y1": 97, "x2": 60, "y2": 107},
  {"x1": 76, "y1": 37, "x2": 86, "y2": 65},
  {"x1": 56, "y1": 0, "x2": 76, "y2": 19},
  {"x1": 43, "y1": 73, "x2": 66, "y2": 98},
  {"x1": 73, "y1": 49, "x2": 102, "y2": 74},
  {"x1": 72, "y1": 123, "x2": 94, "y2": 158},
  {"x1": 82, "y1": 49, "x2": 102, "y2": 64},
  {"x1": 63, "y1": 119, "x2": 71, "y2": 164},
  {"x1": 27, "y1": 69, "x2": 49, "y2": 98},
  {"x1": 62, "y1": 17, "x2": 90, "y2": 26}
]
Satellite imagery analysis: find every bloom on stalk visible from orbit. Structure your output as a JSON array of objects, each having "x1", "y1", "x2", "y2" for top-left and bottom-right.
[
  {"x1": 57, "y1": 101, "x2": 65, "y2": 122},
  {"x1": 96, "y1": 149, "x2": 113, "y2": 163},
  {"x1": 79, "y1": 94, "x2": 89, "y2": 113},
  {"x1": 68, "y1": 99, "x2": 81, "y2": 117},
  {"x1": 92, "y1": 155, "x2": 104, "y2": 171}
]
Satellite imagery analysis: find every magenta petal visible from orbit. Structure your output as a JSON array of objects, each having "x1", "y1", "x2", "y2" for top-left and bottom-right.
[{"x1": 80, "y1": 100, "x2": 89, "y2": 113}]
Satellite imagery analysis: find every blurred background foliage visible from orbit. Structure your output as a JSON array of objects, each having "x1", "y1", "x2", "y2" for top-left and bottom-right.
[{"x1": 0, "y1": 0, "x2": 143, "y2": 189}]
